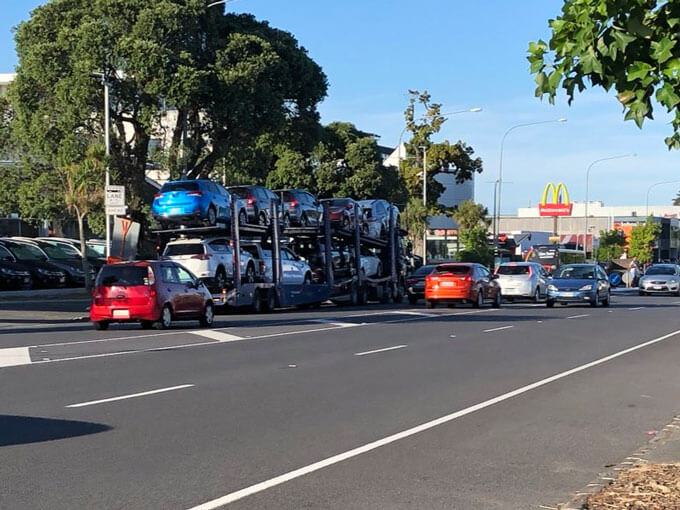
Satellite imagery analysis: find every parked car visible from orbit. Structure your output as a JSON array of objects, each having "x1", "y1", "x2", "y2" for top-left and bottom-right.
[
  {"x1": 0, "y1": 244, "x2": 33, "y2": 290},
  {"x1": 152, "y1": 179, "x2": 237, "y2": 228},
  {"x1": 406, "y1": 264, "x2": 435, "y2": 304},
  {"x1": 639, "y1": 264, "x2": 680, "y2": 296},
  {"x1": 359, "y1": 247, "x2": 382, "y2": 278},
  {"x1": 228, "y1": 185, "x2": 279, "y2": 226},
  {"x1": 424, "y1": 262, "x2": 502, "y2": 308},
  {"x1": 162, "y1": 237, "x2": 256, "y2": 291},
  {"x1": 320, "y1": 198, "x2": 367, "y2": 232},
  {"x1": 359, "y1": 199, "x2": 399, "y2": 239},
  {"x1": 546, "y1": 263, "x2": 611, "y2": 307},
  {"x1": 10, "y1": 238, "x2": 95, "y2": 287},
  {"x1": 86, "y1": 239, "x2": 107, "y2": 258},
  {"x1": 36, "y1": 237, "x2": 106, "y2": 269},
  {"x1": 90, "y1": 261, "x2": 214, "y2": 330},
  {"x1": 0, "y1": 239, "x2": 66, "y2": 288},
  {"x1": 495, "y1": 262, "x2": 549, "y2": 302},
  {"x1": 276, "y1": 189, "x2": 322, "y2": 227},
  {"x1": 240, "y1": 242, "x2": 313, "y2": 284}
]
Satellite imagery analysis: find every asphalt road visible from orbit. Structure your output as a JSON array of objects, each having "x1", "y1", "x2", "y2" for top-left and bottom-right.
[{"x1": 2, "y1": 293, "x2": 680, "y2": 509}]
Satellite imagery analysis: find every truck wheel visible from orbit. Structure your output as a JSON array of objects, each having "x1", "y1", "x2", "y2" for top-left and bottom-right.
[
  {"x1": 238, "y1": 209, "x2": 248, "y2": 226},
  {"x1": 349, "y1": 283, "x2": 359, "y2": 306},
  {"x1": 358, "y1": 285, "x2": 368, "y2": 305},
  {"x1": 206, "y1": 205, "x2": 217, "y2": 226},
  {"x1": 215, "y1": 267, "x2": 228, "y2": 291}
]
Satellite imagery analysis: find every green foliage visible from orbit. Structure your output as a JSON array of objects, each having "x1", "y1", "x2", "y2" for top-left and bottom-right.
[
  {"x1": 529, "y1": 0, "x2": 680, "y2": 149},
  {"x1": 628, "y1": 217, "x2": 661, "y2": 263},
  {"x1": 400, "y1": 90, "x2": 483, "y2": 207},
  {"x1": 401, "y1": 197, "x2": 427, "y2": 248},
  {"x1": 596, "y1": 228, "x2": 626, "y2": 260},
  {"x1": 453, "y1": 200, "x2": 491, "y2": 265}
]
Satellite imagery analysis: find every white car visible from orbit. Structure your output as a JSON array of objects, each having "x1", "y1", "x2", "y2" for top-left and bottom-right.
[
  {"x1": 495, "y1": 262, "x2": 549, "y2": 302},
  {"x1": 162, "y1": 237, "x2": 256, "y2": 291},
  {"x1": 241, "y1": 243, "x2": 313, "y2": 284},
  {"x1": 360, "y1": 248, "x2": 382, "y2": 278}
]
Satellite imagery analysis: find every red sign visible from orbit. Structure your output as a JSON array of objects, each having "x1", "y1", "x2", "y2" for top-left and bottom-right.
[{"x1": 538, "y1": 182, "x2": 573, "y2": 217}]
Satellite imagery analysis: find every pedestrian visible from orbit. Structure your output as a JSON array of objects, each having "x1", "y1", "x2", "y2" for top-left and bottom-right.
[{"x1": 628, "y1": 257, "x2": 639, "y2": 288}]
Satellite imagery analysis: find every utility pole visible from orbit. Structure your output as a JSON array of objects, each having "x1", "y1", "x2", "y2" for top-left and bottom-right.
[{"x1": 421, "y1": 146, "x2": 428, "y2": 264}]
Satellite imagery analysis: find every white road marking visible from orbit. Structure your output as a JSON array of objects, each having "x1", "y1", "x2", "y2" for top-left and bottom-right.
[
  {"x1": 483, "y1": 325, "x2": 514, "y2": 333},
  {"x1": 628, "y1": 307, "x2": 643, "y2": 311},
  {"x1": 567, "y1": 314, "x2": 590, "y2": 319},
  {"x1": 354, "y1": 345, "x2": 407, "y2": 356},
  {"x1": 0, "y1": 347, "x2": 31, "y2": 368},
  {"x1": 191, "y1": 330, "x2": 243, "y2": 342},
  {"x1": 312, "y1": 319, "x2": 360, "y2": 328},
  {"x1": 186, "y1": 327, "x2": 680, "y2": 510},
  {"x1": 389, "y1": 311, "x2": 438, "y2": 317},
  {"x1": 65, "y1": 384, "x2": 194, "y2": 408}
]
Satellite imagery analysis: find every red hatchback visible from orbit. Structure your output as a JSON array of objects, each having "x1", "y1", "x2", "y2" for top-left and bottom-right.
[
  {"x1": 90, "y1": 261, "x2": 215, "y2": 330},
  {"x1": 424, "y1": 262, "x2": 502, "y2": 308}
]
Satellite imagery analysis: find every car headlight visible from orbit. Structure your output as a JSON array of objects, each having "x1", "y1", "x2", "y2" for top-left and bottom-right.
[
  {"x1": 548, "y1": 284, "x2": 558, "y2": 292},
  {"x1": 579, "y1": 284, "x2": 593, "y2": 291}
]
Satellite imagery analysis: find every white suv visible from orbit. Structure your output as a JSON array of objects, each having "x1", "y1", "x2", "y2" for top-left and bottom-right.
[{"x1": 162, "y1": 237, "x2": 256, "y2": 291}]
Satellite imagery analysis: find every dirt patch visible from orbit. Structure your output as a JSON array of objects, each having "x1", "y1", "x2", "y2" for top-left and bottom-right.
[{"x1": 585, "y1": 463, "x2": 680, "y2": 509}]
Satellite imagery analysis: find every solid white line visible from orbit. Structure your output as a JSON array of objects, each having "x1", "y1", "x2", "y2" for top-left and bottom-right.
[
  {"x1": 567, "y1": 314, "x2": 590, "y2": 319},
  {"x1": 186, "y1": 327, "x2": 680, "y2": 510},
  {"x1": 65, "y1": 384, "x2": 194, "y2": 408},
  {"x1": 191, "y1": 330, "x2": 243, "y2": 342},
  {"x1": 483, "y1": 325, "x2": 514, "y2": 333},
  {"x1": 628, "y1": 307, "x2": 643, "y2": 311},
  {"x1": 312, "y1": 319, "x2": 359, "y2": 328},
  {"x1": 354, "y1": 345, "x2": 407, "y2": 356},
  {"x1": 0, "y1": 347, "x2": 31, "y2": 367},
  {"x1": 389, "y1": 311, "x2": 438, "y2": 317}
]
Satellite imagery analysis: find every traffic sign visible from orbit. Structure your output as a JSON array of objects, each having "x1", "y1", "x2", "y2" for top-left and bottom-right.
[
  {"x1": 105, "y1": 185, "x2": 125, "y2": 207},
  {"x1": 106, "y1": 205, "x2": 127, "y2": 216}
]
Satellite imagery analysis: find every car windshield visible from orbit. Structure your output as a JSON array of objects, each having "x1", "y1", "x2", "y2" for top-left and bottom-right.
[
  {"x1": 4, "y1": 242, "x2": 47, "y2": 261},
  {"x1": 497, "y1": 265, "x2": 531, "y2": 275},
  {"x1": 97, "y1": 266, "x2": 150, "y2": 287},
  {"x1": 161, "y1": 181, "x2": 199, "y2": 193},
  {"x1": 164, "y1": 244, "x2": 204, "y2": 256},
  {"x1": 38, "y1": 242, "x2": 78, "y2": 260},
  {"x1": 554, "y1": 266, "x2": 594, "y2": 280},
  {"x1": 434, "y1": 265, "x2": 471, "y2": 276},
  {"x1": 645, "y1": 266, "x2": 676, "y2": 275},
  {"x1": 413, "y1": 265, "x2": 435, "y2": 276}
]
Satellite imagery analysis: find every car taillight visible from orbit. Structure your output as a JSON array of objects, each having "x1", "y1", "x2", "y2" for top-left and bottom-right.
[
  {"x1": 289, "y1": 199, "x2": 298, "y2": 210},
  {"x1": 527, "y1": 267, "x2": 533, "y2": 277},
  {"x1": 191, "y1": 254, "x2": 213, "y2": 260},
  {"x1": 247, "y1": 195, "x2": 255, "y2": 205},
  {"x1": 154, "y1": 193, "x2": 164, "y2": 199},
  {"x1": 187, "y1": 191, "x2": 203, "y2": 197}
]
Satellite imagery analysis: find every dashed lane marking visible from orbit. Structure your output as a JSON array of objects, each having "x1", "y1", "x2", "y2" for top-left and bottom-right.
[
  {"x1": 65, "y1": 384, "x2": 194, "y2": 408},
  {"x1": 567, "y1": 314, "x2": 590, "y2": 319},
  {"x1": 354, "y1": 345, "x2": 407, "y2": 356},
  {"x1": 483, "y1": 325, "x2": 514, "y2": 333},
  {"x1": 191, "y1": 330, "x2": 244, "y2": 343}
]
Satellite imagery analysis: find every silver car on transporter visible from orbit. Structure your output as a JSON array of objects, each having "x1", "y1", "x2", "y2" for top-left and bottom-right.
[
  {"x1": 494, "y1": 262, "x2": 550, "y2": 302},
  {"x1": 639, "y1": 264, "x2": 680, "y2": 296}
]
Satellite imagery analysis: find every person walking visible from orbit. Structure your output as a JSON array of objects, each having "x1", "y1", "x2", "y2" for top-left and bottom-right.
[{"x1": 628, "y1": 257, "x2": 640, "y2": 288}]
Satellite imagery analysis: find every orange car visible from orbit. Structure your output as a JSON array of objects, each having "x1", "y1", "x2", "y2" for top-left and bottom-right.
[{"x1": 424, "y1": 262, "x2": 502, "y2": 308}]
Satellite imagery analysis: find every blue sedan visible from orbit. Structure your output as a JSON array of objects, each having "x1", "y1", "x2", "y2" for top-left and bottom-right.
[
  {"x1": 152, "y1": 179, "x2": 236, "y2": 228},
  {"x1": 547, "y1": 263, "x2": 611, "y2": 308}
]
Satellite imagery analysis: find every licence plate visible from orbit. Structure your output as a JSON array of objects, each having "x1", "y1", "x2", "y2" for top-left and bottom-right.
[
  {"x1": 654, "y1": 286, "x2": 663, "y2": 290},
  {"x1": 23, "y1": 277, "x2": 30, "y2": 283},
  {"x1": 561, "y1": 292, "x2": 576, "y2": 297},
  {"x1": 170, "y1": 207, "x2": 181, "y2": 214},
  {"x1": 113, "y1": 309, "x2": 130, "y2": 319},
  {"x1": 441, "y1": 281, "x2": 455, "y2": 287}
]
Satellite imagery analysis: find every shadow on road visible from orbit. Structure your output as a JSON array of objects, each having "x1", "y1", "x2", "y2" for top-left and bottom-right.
[{"x1": 0, "y1": 415, "x2": 112, "y2": 447}]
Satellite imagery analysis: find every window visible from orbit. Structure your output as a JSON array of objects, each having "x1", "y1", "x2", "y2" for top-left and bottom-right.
[
  {"x1": 478, "y1": 266, "x2": 490, "y2": 278},
  {"x1": 216, "y1": 184, "x2": 229, "y2": 196},
  {"x1": 0, "y1": 246, "x2": 14, "y2": 262},
  {"x1": 497, "y1": 265, "x2": 531, "y2": 275},
  {"x1": 161, "y1": 181, "x2": 199, "y2": 193},
  {"x1": 160, "y1": 265, "x2": 179, "y2": 284},
  {"x1": 280, "y1": 249, "x2": 291, "y2": 260},
  {"x1": 175, "y1": 266, "x2": 195, "y2": 284},
  {"x1": 164, "y1": 243, "x2": 204, "y2": 256},
  {"x1": 38, "y1": 241, "x2": 79, "y2": 260},
  {"x1": 209, "y1": 239, "x2": 229, "y2": 253},
  {"x1": 98, "y1": 266, "x2": 150, "y2": 287},
  {"x1": 554, "y1": 266, "x2": 595, "y2": 280},
  {"x1": 434, "y1": 265, "x2": 470, "y2": 276},
  {"x1": 645, "y1": 265, "x2": 677, "y2": 275},
  {"x1": 4, "y1": 242, "x2": 47, "y2": 261}
]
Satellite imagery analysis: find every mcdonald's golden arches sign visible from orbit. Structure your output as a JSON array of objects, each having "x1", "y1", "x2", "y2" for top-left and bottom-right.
[{"x1": 538, "y1": 182, "x2": 573, "y2": 216}]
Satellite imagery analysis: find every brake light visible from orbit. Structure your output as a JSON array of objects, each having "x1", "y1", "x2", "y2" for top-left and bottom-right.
[
  {"x1": 247, "y1": 195, "x2": 255, "y2": 205},
  {"x1": 154, "y1": 193, "x2": 164, "y2": 199},
  {"x1": 345, "y1": 203, "x2": 354, "y2": 210},
  {"x1": 190, "y1": 254, "x2": 213, "y2": 260},
  {"x1": 289, "y1": 199, "x2": 298, "y2": 210},
  {"x1": 527, "y1": 266, "x2": 533, "y2": 277},
  {"x1": 187, "y1": 191, "x2": 203, "y2": 197}
]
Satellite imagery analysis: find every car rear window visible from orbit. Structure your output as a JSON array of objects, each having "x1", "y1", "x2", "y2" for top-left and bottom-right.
[
  {"x1": 4, "y1": 242, "x2": 47, "y2": 261},
  {"x1": 38, "y1": 241, "x2": 78, "y2": 260},
  {"x1": 645, "y1": 266, "x2": 676, "y2": 275},
  {"x1": 497, "y1": 265, "x2": 530, "y2": 275},
  {"x1": 161, "y1": 181, "x2": 199, "y2": 192},
  {"x1": 434, "y1": 265, "x2": 470, "y2": 276},
  {"x1": 413, "y1": 265, "x2": 435, "y2": 276},
  {"x1": 554, "y1": 266, "x2": 594, "y2": 279},
  {"x1": 97, "y1": 266, "x2": 150, "y2": 287},
  {"x1": 229, "y1": 187, "x2": 250, "y2": 198},
  {"x1": 164, "y1": 244, "x2": 204, "y2": 256},
  {"x1": 328, "y1": 199, "x2": 349, "y2": 207}
]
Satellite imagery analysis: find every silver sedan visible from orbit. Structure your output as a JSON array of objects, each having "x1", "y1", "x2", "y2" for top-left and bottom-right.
[{"x1": 639, "y1": 264, "x2": 680, "y2": 296}]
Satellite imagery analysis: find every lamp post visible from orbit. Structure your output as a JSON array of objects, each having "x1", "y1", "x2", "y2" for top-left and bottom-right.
[
  {"x1": 646, "y1": 180, "x2": 680, "y2": 217},
  {"x1": 493, "y1": 118, "x2": 567, "y2": 248},
  {"x1": 421, "y1": 146, "x2": 428, "y2": 263},
  {"x1": 584, "y1": 153, "x2": 636, "y2": 258},
  {"x1": 92, "y1": 72, "x2": 112, "y2": 258}
]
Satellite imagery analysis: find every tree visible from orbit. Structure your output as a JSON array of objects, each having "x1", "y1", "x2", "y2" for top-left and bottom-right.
[
  {"x1": 529, "y1": 0, "x2": 680, "y2": 149},
  {"x1": 453, "y1": 200, "x2": 491, "y2": 265},
  {"x1": 596, "y1": 228, "x2": 626, "y2": 261},
  {"x1": 11, "y1": 0, "x2": 327, "y2": 223},
  {"x1": 401, "y1": 197, "x2": 427, "y2": 255},
  {"x1": 61, "y1": 145, "x2": 106, "y2": 290},
  {"x1": 400, "y1": 90, "x2": 483, "y2": 208},
  {"x1": 628, "y1": 217, "x2": 661, "y2": 263}
]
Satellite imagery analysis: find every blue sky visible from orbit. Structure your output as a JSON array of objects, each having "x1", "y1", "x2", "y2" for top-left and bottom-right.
[{"x1": 2, "y1": 0, "x2": 679, "y2": 213}]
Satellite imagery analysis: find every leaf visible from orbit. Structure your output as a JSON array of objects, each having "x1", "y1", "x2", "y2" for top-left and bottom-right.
[
  {"x1": 628, "y1": 61, "x2": 654, "y2": 81},
  {"x1": 651, "y1": 36, "x2": 675, "y2": 64},
  {"x1": 548, "y1": 70, "x2": 562, "y2": 90},
  {"x1": 663, "y1": 58, "x2": 680, "y2": 78},
  {"x1": 656, "y1": 83, "x2": 680, "y2": 110},
  {"x1": 617, "y1": 90, "x2": 635, "y2": 105},
  {"x1": 624, "y1": 100, "x2": 650, "y2": 128},
  {"x1": 612, "y1": 31, "x2": 636, "y2": 52},
  {"x1": 581, "y1": 47, "x2": 603, "y2": 75}
]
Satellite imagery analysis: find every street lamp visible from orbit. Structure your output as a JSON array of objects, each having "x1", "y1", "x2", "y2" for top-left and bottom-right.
[
  {"x1": 646, "y1": 180, "x2": 680, "y2": 217},
  {"x1": 583, "y1": 153, "x2": 636, "y2": 258},
  {"x1": 493, "y1": 118, "x2": 567, "y2": 248}
]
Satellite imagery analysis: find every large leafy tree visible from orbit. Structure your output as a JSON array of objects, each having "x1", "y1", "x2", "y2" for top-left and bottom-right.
[
  {"x1": 628, "y1": 217, "x2": 661, "y2": 263},
  {"x1": 596, "y1": 228, "x2": 626, "y2": 260},
  {"x1": 11, "y1": 0, "x2": 327, "y2": 221},
  {"x1": 453, "y1": 200, "x2": 492, "y2": 265},
  {"x1": 529, "y1": 0, "x2": 680, "y2": 149}
]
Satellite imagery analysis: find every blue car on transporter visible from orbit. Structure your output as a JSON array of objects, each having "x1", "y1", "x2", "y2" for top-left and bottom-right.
[{"x1": 152, "y1": 179, "x2": 244, "y2": 228}]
